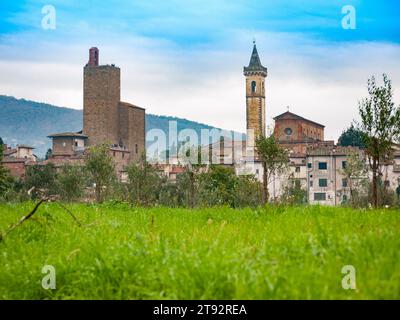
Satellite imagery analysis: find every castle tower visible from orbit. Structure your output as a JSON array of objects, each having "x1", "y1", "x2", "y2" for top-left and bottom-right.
[
  {"x1": 83, "y1": 47, "x2": 121, "y2": 146},
  {"x1": 244, "y1": 42, "x2": 268, "y2": 145}
]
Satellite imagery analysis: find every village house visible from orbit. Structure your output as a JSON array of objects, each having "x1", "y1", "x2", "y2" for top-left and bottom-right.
[{"x1": 1, "y1": 144, "x2": 37, "y2": 178}]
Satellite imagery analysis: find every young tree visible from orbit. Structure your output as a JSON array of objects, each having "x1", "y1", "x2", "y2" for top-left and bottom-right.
[
  {"x1": 178, "y1": 145, "x2": 206, "y2": 208},
  {"x1": 358, "y1": 74, "x2": 400, "y2": 207},
  {"x1": 340, "y1": 150, "x2": 369, "y2": 207},
  {"x1": 197, "y1": 165, "x2": 237, "y2": 207},
  {"x1": 85, "y1": 144, "x2": 116, "y2": 203},
  {"x1": 126, "y1": 154, "x2": 164, "y2": 206},
  {"x1": 25, "y1": 163, "x2": 59, "y2": 198},
  {"x1": 256, "y1": 134, "x2": 289, "y2": 204},
  {"x1": 233, "y1": 175, "x2": 262, "y2": 208},
  {"x1": 57, "y1": 165, "x2": 87, "y2": 202},
  {"x1": 280, "y1": 179, "x2": 307, "y2": 205}
]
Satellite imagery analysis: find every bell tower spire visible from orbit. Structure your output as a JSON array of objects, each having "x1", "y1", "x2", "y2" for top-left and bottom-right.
[{"x1": 244, "y1": 42, "x2": 267, "y2": 142}]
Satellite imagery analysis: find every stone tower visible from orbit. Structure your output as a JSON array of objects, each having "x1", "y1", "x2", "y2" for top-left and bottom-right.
[
  {"x1": 83, "y1": 47, "x2": 121, "y2": 146},
  {"x1": 244, "y1": 42, "x2": 268, "y2": 144}
]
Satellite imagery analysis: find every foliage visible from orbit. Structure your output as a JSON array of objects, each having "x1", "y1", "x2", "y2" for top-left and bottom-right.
[
  {"x1": 337, "y1": 124, "x2": 365, "y2": 148},
  {"x1": 256, "y1": 134, "x2": 289, "y2": 204},
  {"x1": 357, "y1": 74, "x2": 400, "y2": 207},
  {"x1": 45, "y1": 148, "x2": 52, "y2": 160},
  {"x1": 232, "y1": 175, "x2": 262, "y2": 208},
  {"x1": 280, "y1": 180, "x2": 307, "y2": 205},
  {"x1": 178, "y1": 145, "x2": 206, "y2": 208},
  {"x1": 197, "y1": 165, "x2": 238, "y2": 207},
  {"x1": 0, "y1": 137, "x2": 13, "y2": 199},
  {"x1": 25, "y1": 163, "x2": 59, "y2": 198},
  {"x1": 126, "y1": 155, "x2": 165, "y2": 206},
  {"x1": 340, "y1": 150, "x2": 370, "y2": 207},
  {"x1": 85, "y1": 144, "x2": 116, "y2": 203},
  {"x1": 0, "y1": 203, "x2": 399, "y2": 299},
  {"x1": 57, "y1": 165, "x2": 87, "y2": 202}
]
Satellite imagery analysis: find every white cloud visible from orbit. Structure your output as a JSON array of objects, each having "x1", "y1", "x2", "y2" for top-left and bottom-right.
[{"x1": 0, "y1": 30, "x2": 399, "y2": 142}]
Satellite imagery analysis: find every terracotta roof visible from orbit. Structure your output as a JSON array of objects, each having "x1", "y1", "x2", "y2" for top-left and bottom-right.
[
  {"x1": 2, "y1": 157, "x2": 28, "y2": 163},
  {"x1": 274, "y1": 111, "x2": 325, "y2": 128}
]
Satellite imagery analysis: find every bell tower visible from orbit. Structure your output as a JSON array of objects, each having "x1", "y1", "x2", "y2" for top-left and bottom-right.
[{"x1": 244, "y1": 41, "x2": 268, "y2": 143}]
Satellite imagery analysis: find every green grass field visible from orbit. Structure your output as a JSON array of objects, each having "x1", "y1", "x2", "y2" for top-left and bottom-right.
[{"x1": 0, "y1": 202, "x2": 399, "y2": 300}]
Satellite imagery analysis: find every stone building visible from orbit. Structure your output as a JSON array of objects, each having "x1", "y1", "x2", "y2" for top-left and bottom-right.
[
  {"x1": 244, "y1": 42, "x2": 267, "y2": 146},
  {"x1": 47, "y1": 132, "x2": 87, "y2": 157},
  {"x1": 83, "y1": 47, "x2": 145, "y2": 163},
  {"x1": 45, "y1": 47, "x2": 146, "y2": 179},
  {"x1": 1, "y1": 144, "x2": 37, "y2": 178},
  {"x1": 306, "y1": 145, "x2": 362, "y2": 205},
  {"x1": 274, "y1": 111, "x2": 334, "y2": 154}
]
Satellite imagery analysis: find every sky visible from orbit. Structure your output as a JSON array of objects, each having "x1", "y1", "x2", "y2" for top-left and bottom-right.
[{"x1": 1, "y1": 0, "x2": 400, "y2": 141}]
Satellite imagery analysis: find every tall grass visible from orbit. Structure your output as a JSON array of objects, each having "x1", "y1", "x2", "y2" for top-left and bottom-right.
[{"x1": 0, "y1": 202, "x2": 399, "y2": 299}]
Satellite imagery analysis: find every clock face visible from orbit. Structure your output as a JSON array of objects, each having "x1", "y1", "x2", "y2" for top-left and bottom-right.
[{"x1": 284, "y1": 127, "x2": 293, "y2": 135}]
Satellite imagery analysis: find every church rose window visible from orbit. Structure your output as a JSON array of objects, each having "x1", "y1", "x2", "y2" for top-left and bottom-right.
[{"x1": 284, "y1": 128, "x2": 293, "y2": 135}]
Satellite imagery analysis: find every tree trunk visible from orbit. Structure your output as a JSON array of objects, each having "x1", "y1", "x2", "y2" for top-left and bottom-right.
[
  {"x1": 349, "y1": 178, "x2": 354, "y2": 207},
  {"x1": 262, "y1": 164, "x2": 269, "y2": 205},
  {"x1": 189, "y1": 172, "x2": 195, "y2": 208},
  {"x1": 95, "y1": 183, "x2": 101, "y2": 203},
  {"x1": 372, "y1": 157, "x2": 378, "y2": 207}
]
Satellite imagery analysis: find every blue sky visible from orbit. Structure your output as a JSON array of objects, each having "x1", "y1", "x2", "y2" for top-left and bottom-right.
[
  {"x1": 1, "y1": 0, "x2": 400, "y2": 141},
  {"x1": 1, "y1": 0, "x2": 399, "y2": 43}
]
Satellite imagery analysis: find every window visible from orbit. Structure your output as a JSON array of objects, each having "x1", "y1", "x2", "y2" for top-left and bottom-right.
[
  {"x1": 75, "y1": 141, "x2": 78, "y2": 147},
  {"x1": 318, "y1": 162, "x2": 327, "y2": 170},
  {"x1": 294, "y1": 179, "x2": 301, "y2": 188},
  {"x1": 135, "y1": 144, "x2": 138, "y2": 154},
  {"x1": 314, "y1": 193, "x2": 326, "y2": 201},
  {"x1": 342, "y1": 195, "x2": 348, "y2": 202},
  {"x1": 113, "y1": 151, "x2": 116, "y2": 157},
  {"x1": 342, "y1": 161, "x2": 347, "y2": 169},
  {"x1": 251, "y1": 81, "x2": 257, "y2": 93},
  {"x1": 62, "y1": 142, "x2": 66, "y2": 147},
  {"x1": 295, "y1": 166, "x2": 300, "y2": 173},
  {"x1": 122, "y1": 152, "x2": 125, "y2": 159},
  {"x1": 285, "y1": 128, "x2": 293, "y2": 136},
  {"x1": 309, "y1": 180, "x2": 313, "y2": 187},
  {"x1": 342, "y1": 178, "x2": 348, "y2": 187},
  {"x1": 319, "y1": 179, "x2": 328, "y2": 187},
  {"x1": 384, "y1": 180, "x2": 390, "y2": 187},
  {"x1": 307, "y1": 163, "x2": 312, "y2": 169}
]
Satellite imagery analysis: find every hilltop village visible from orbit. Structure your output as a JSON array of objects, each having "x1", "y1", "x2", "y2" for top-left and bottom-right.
[{"x1": 2, "y1": 44, "x2": 400, "y2": 205}]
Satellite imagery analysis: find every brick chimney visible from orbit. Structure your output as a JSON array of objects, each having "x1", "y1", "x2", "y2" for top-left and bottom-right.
[{"x1": 88, "y1": 47, "x2": 99, "y2": 66}]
